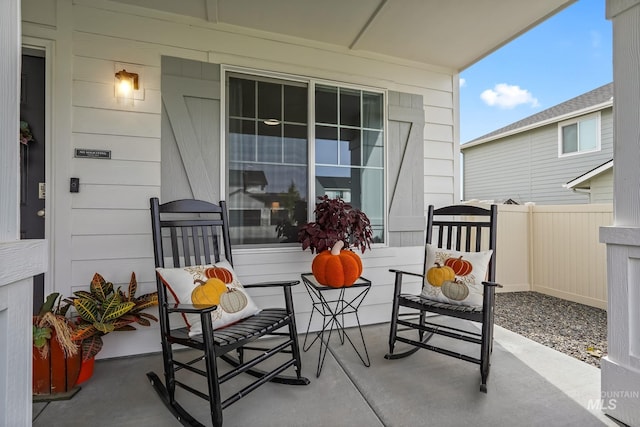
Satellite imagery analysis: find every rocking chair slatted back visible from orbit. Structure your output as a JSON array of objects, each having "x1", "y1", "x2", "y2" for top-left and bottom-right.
[
  {"x1": 428, "y1": 205, "x2": 497, "y2": 278},
  {"x1": 151, "y1": 199, "x2": 229, "y2": 269}
]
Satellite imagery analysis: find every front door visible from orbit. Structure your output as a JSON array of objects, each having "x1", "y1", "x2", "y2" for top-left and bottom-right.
[{"x1": 20, "y1": 51, "x2": 46, "y2": 314}]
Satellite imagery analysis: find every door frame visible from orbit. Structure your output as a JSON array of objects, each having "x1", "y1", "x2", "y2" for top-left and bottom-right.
[{"x1": 22, "y1": 37, "x2": 53, "y2": 297}]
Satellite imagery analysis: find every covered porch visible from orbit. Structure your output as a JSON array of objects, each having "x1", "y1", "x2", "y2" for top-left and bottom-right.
[
  {"x1": 32, "y1": 322, "x2": 615, "y2": 427},
  {"x1": 3, "y1": 0, "x2": 640, "y2": 426}
]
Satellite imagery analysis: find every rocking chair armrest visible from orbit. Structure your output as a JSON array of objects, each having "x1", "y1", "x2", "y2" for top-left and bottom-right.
[
  {"x1": 389, "y1": 269, "x2": 423, "y2": 297},
  {"x1": 167, "y1": 303, "x2": 218, "y2": 314},
  {"x1": 389, "y1": 269, "x2": 424, "y2": 278},
  {"x1": 243, "y1": 280, "x2": 300, "y2": 288},
  {"x1": 482, "y1": 281, "x2": 503, "y2": 288}
]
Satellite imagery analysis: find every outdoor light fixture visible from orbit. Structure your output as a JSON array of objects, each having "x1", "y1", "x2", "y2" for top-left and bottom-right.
[{"x1": 115, "y1": 69, "x2": 139, "y2": 105}]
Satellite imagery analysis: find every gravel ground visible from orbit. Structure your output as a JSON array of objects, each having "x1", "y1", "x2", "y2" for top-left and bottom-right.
[{"x1": 494, "y1": 291, "x2": 607, "y2": 368}]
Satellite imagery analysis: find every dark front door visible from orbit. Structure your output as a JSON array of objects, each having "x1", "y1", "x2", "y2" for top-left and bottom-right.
[{"x1": 20, "y1": 52, "x2": 46, "y2": 314}]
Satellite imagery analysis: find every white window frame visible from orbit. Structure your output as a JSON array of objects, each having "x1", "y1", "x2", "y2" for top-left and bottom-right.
[
  {"x1": 557, "y1": 112, "x2": 601, "y2": 158},
  {"x1": 220, "y1": 65, "x2": 388, "y2": 249}
]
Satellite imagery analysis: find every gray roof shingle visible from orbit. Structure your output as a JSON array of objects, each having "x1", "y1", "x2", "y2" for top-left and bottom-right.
[{"x1": 465, "y1": 82, "x2": 613, "y2": 145}]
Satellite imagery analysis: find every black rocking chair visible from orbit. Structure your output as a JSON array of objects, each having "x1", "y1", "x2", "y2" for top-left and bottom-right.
[
  {"x1": 386, "y1": 204, "x2": 500, "y2": 392},
  {"x1": 148, "y1": 197, "x2": 309, "y2": 427}
]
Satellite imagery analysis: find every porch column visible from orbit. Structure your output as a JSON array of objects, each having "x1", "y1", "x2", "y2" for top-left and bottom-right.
[
  {"x1": 0, "y1": 0, "x2": 47, "y2": 425},
  {"x1": 600, "y1": 1, "x2": 640, "y2": 425}
]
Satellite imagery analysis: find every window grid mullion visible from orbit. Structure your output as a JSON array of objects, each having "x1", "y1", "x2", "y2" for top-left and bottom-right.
[
  {"x1": 254, "y1": 80, "x2": 259, "y2": 162},
  {"x1": 280, "y1": 85, "x2": 284, "y2": 163}
]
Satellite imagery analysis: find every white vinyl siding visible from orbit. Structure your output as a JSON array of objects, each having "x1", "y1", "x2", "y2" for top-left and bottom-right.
[{"x1": 463, "y1": 108, "x2": 613, "y2": 205}]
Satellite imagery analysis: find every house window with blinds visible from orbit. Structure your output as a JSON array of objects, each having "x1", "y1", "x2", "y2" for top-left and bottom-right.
[{"x1": 226, "y1": 72, "x2": 385, "y2": 247}]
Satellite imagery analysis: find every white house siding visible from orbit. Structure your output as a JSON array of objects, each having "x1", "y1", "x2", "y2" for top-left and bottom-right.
[
  {"x1": 21, "y1": 0, "x2": 458, "y2": 358},
  {"x1": 463, "y1": 108, "x2": 614, "y2": 205}
]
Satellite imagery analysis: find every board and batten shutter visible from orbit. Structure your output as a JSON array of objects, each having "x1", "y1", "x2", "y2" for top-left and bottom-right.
[
  {"x1": 387, "y1": 91, "x2": 425, "y2": 246},
  {"x1": 161, "y1": 57, "x2": 221, "y2": 202}
]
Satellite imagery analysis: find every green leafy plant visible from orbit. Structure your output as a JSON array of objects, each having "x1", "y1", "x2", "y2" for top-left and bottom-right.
[
  {"x1": 68, "y1": 272, "x2": 158, "y2": 361},
  {"x1": 298, "y1": 195, "x2": 374, "y2": 254}
]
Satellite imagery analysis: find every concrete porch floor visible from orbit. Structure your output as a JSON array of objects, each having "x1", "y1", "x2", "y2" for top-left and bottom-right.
[{"x1": 32, "y1": 323, "x2": 624, "y2": 427}]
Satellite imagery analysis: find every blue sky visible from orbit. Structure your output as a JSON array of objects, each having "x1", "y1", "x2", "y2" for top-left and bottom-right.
[{"x1": 459, "y1": 0, "x2": 612, "y2": 143}]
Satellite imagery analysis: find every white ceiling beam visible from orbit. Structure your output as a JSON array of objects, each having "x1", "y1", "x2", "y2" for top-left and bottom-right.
[
  {"x1": 349, "y1": 0, "x2": 388, "y2": 50},
  {"x1": 205, "y1": 0, "x2": 218, "y2": 23}
]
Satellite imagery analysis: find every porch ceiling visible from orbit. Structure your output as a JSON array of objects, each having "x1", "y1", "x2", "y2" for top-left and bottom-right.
[{"x1": 111, "y1": 0, "x2": 576, "y2": 71}]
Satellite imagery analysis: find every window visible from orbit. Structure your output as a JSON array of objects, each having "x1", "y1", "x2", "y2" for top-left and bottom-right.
[
  {"x1": 226, "y1": 72, "x2": 385, "y2": 247},
  {"x1": 314, "y1": 85, "x2": 384, "y2": 243},
  {"x1": 558, "y1": 113, "x2": 600, "y2": 156}
]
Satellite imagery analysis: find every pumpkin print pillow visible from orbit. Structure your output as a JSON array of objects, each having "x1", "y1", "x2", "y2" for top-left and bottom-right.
[
  {"x1": 156, "y1": 260, "x2": 260, "y2": 337},
  {"x1": 421, "y1": 244, "x2": 493, "y2": 307}
]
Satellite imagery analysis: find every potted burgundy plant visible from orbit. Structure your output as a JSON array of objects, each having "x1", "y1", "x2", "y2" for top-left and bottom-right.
[{"x1": 298, "y1": 196, "x2": 374, "y2": 287}]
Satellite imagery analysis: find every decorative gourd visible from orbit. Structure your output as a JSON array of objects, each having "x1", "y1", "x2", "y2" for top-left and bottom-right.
[
  {"x1": 191, "y1": 278, "x2": 227, "y2": 306},
  {"x1": 205, "y1": 266, "x2": 234, "y2": 284},
  {"x1": 441, "y1": 279, "x2": 470, "y2": 301},
  {"x1": 444, "y1": 256, "x2": 473, "y2": 276},
  {"x1": 219, "y1": 288, "x2": 248, "y2": 313},
  {"x1": 426, "y1": 263, "x2": 455, "y2": 287},
  {"x1": 311, "y1": 241, "x2": 363, "y2": 288}
]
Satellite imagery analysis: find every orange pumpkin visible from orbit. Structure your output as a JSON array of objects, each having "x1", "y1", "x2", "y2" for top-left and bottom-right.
[
  {"x1": 205, "y1": 266, "x2": 233, "y2": 283},
  {"x1": 311, "y1": 241, "x2": 362, "y2": 288},
  {"x1": 444, "y1": 256, "x2": 473, "y2": 276},
  {"x1": 191, "y1": 278, "x2": 227, "y2": 306}
]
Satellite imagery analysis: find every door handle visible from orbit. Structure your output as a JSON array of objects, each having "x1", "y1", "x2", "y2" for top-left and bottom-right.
[{"x1": 37, "y1": 209, "x2": 45, "y2": 218}]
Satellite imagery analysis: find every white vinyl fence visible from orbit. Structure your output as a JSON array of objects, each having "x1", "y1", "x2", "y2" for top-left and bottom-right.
[{"x1": 483, "y1": 203, "x2": 612, "y2": 309}]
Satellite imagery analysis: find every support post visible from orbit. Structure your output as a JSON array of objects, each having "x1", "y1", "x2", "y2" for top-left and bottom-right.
[{"x1": 600, "y1": 1, "x2": 640, "y2": 425}]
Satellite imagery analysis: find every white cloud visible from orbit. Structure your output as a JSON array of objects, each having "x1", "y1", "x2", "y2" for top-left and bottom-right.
[
  {"x1": 459, "y1": 77, "x2": 466, "y2": 88},
  {"x1": 480, "y1": 83, "x2": 539, "y2": 109}
]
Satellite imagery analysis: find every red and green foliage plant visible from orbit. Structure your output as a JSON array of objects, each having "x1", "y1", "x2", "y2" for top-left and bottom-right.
[
  {"x1": 298, "y1": 196, "x2": 373, "y2": 254},
  {"x1": 68, "y1": 272, "x2": 158, "y2": 361}
]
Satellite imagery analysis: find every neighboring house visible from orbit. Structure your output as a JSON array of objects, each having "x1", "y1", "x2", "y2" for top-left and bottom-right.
[{"x1": 461, "y1": 83, "x2": 614, "y2": 204}]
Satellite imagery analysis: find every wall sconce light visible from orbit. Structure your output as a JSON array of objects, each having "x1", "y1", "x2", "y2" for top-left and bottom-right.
[{"x1": 115, "y1": 69, "x2": 139, "y2": 105}]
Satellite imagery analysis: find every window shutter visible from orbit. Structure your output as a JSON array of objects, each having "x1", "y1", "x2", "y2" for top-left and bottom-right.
[
  {"x1": 161, "y1": 57, "x2": 221, "y2": 202},
  {"x1": 387, "y1": 91, "x2": 425, "y2": 246}
]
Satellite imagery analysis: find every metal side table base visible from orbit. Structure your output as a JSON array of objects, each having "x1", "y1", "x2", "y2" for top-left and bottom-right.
[{"x1": 301, "y1": 273, "x2": 371, "y2": 377}]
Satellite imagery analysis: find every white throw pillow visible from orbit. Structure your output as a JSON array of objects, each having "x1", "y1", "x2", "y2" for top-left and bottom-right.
[
  {"x1": 156, "y1": 260, "x2": 260, "y2": 337},
  {"x1": 421, "y1": 244, "x2": 493, "y2": 307}
]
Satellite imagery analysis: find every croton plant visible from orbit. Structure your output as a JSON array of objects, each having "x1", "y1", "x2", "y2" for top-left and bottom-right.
[{"x1": 67, "y1": 272, "x2": 158, "y2": 361}]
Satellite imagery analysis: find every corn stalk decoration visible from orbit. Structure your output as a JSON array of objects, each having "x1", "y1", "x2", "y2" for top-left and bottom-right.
[
  {"x1": 68, "y1": 272, "x2": 158, "y2": 361},
  {"x1": 33, "y1": 292, "x2": 78, "y2": 358}
]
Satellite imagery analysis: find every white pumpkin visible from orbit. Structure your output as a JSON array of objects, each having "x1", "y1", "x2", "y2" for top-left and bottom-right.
[
  {"x1": 441, "y1": 280, "x2": 470, "y2": 301},
  {"x1": 219, "y1": 288, "x2": 248, "y2": 313}
]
